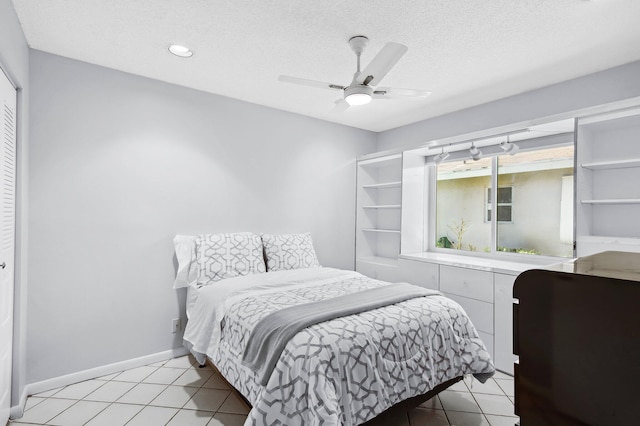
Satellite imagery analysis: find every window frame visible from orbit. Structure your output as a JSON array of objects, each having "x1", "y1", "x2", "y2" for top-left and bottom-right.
[
  {"x1": 486, "y1": 186, "x2": 513, "y2": 223},
  {"x1": 428, "y1": 140, "x2": 576, "y2": 261}
]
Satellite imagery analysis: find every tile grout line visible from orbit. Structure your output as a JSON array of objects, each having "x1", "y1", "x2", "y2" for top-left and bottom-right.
[
  {"x1": 83, "y1": 400, "x2": 116, "y2": 426},
  {"x1": 103, "y1": 362, "x2": 196, "y2": 425},
  {"x1": 466, "y1": 376, "x2": 515, "y2": 421},
  {"x1": 42, "y1": 376, "x2": 112, "y2": 426},
  {"x1": 28, "y1": 362, "x2": 187, "y2": 425},
  {"x1": 85, "y1": 362, "x2": 195, "y2": 425},
  {"x1": 151, "y1": 359, "x2": 227, "y2": 426},
  {"x1": 19, "y1": 356, "x2": 509, "y2": 425}
]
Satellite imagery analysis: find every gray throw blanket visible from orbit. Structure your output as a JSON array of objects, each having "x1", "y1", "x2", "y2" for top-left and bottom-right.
[{"x1": 242, "y1": 282, "x2": 440, "y2": 385}]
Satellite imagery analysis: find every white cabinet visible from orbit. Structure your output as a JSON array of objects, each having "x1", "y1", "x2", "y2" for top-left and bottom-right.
[
  {"x1": 576, "y1": 107, "x2": 640, "y2": 256},
  {"x1": 356, "y1": 257, "x2": 401, "y2": 282},
  {"x1": 444, "y1": 293, "x2": 494, "y2": 335},
  {"x1": 477, "y1": 332, "x2": 494, "y2": 360},
  {"x1": 398, "y1": 258, "x2": 439, "y2": 290},
  {"x1": 494, "y1": 273, "x2": 517, "y2": 374},
  {"x1": 439, "y1": 265, "x2": 495, "y2": 359},
  {"x1": 439, "y1": 265, "x2": 493, "y2": 303},
  {"x1": 394, "y1": 256, "x2": 528, "y2": 375},
  {"x1": 356, "y1": 154, "x2": 403, "y2": 278}
]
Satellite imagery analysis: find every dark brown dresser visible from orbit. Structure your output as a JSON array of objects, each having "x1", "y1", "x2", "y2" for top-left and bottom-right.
[{"x1": 513, "y1": 251, "x2": 640, "y2": 426}]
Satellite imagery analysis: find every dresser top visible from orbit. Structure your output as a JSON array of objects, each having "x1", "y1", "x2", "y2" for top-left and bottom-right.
[{"x1": 545, "y1": 251, "x2": 640, "y2": 282}]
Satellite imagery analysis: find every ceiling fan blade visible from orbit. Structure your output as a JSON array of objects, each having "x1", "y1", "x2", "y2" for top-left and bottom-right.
[
  {"x1": 278, "y1": 75, "x2": 344, "y2": 91},
  {"x1": 356, "y1": 42, "x2": 408, "y2": 86},
  {"x1": 373, "y1": 87, "x2": 432, "y2": 99},
  {"x1": 331, "y1": 99, "x2": 350, "y2": 113}
]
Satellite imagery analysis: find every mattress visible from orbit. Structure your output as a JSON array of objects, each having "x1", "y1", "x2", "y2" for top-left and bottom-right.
[{"x1": 183, "y1": 267, "x2": 494, "y2": 426}]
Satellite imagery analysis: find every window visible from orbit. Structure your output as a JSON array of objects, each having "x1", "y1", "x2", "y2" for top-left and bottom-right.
[
  {"x1": 436, "y1": 157, "x2": 492, "y2": 253},
  {"x1": 434, "y1": 144, "x2": 574, "y2": 258},
  {"x1": 486, "y1": 187, "x2": 512, "y2": 222}
]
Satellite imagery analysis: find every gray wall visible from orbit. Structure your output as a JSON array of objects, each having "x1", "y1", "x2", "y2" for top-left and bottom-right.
[
  {"x1": 28, "y1": 50, "x2": 376, "y2": 383},
  {"x1": 0, "y1": 0, "x2": 30, "y2": 414},
  {"x1": 377, "y1": 60, "x2": 640, "y2": 151}
]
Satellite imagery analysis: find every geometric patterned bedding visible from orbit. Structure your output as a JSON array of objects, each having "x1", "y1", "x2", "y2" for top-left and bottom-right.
[{"x1": 188, "y1": 269, "x2": 495, "y2": 426}]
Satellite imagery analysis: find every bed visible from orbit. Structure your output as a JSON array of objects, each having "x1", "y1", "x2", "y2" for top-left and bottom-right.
[{"x1": 175, "y1": 232, "x2": 495, "y2": 426}]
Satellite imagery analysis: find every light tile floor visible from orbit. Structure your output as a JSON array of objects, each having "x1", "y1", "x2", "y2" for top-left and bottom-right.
[{"x1": 8, "y1": 355, "x2": 518, "y2": 426}]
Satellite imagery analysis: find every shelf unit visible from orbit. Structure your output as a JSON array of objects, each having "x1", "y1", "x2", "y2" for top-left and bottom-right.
[
  {"x1": 581, "y1": 159, "x2": 640, "y2": 170},
  {"x1": 581, "y1": 199, "x2": 640, "y2": 205},
  {"x1": 362, "y1": 182, "x2": 402, "y2": 189},
  {"x1": 362, "y1": 228, "x2": 401, "y2": 234},
  {"x1": 362, "y1": 205, "x2": 401, "y2": 209},
  {"x1": 576, "y1": 107, "x2": 640, "y2": 256},
  {"x1": 355, "y1": 153, "x2": 403, "y2": 279}
]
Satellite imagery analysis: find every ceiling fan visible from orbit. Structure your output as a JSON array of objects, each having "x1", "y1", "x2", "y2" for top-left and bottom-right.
[{"x1": 278, "y1": 36, "x2": 431, "y2": 112}]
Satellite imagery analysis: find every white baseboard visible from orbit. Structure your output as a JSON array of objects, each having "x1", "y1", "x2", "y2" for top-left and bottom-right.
[
  {"x1": 1, "y1": 408, "x2": 9, "y2": 426},
  {"x1": 9, "y1": 386, "x2": 28, "y2": 419},
  {"x1": 11, "y1": 347, "x2": 189, "y2": 418}
]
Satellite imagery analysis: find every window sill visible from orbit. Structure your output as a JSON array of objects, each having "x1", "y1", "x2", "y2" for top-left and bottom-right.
[{"x1": 400, "y1": 251, "x2": 563, "y2": 275}]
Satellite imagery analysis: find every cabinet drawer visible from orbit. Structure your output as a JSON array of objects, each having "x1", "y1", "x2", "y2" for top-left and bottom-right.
[
  {"x1": 398, "y1": 258, "x2": 439, "y2": 290},
  {"x1": 478, "y1": 331, "x2": 494, "y2": 359},
  {"x1": 439, "y1": 265, "x2": 493, "y2": 302},
  {"x1": 355, "y1": 261, "x2": 376, "y2": 279},
  {"x1": 444, "y1": 292, "x2": 494, "y2": 335},
  {"x1": 376, "y1": 264, "x2": 401, "y2": 283},
  {"x1": 356, "y1": 260, "x2": 400, "y2": 282},
  {"x1": 494, "y1": 273, "x2": 517, "y2": 374}
]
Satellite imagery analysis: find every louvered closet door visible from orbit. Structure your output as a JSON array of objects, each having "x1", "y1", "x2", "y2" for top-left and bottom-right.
[{"x1": 0, "y1": 67, "x2": 16, "y2": 425}]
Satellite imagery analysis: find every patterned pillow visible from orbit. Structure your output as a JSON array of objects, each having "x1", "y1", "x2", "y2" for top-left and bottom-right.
[
  {"x1": 261, "y1": 233, "x2": 321, "y2": 272},
  {"x1": 196, "y1": 232, "x2": 266, "y2": 285}
]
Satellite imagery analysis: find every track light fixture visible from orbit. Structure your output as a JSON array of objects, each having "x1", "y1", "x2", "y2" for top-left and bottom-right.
[
  {"x1": 469, "y1": 142, "x2": 483, "y2": 161},
  {"x1": 500, "y1": 136, "x2": 519, "y2": 155},
  {"x1": 434, "y1": 147, "x2": 450, "y2": 165}
]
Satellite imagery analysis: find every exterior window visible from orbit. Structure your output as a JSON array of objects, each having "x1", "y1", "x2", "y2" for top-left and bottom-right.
[
  {"x1": 436, "y1": 157, "x2": 492, "y2": 253},
  {"x1": 435, "y1": 145, "x2": 574, "y2": 257},
  {"x1": 486, "y1": 187, "x2": 513, "y2": 222},
  {"x1": 496, "y1": 145, "x2": 574, "y2": 257}
]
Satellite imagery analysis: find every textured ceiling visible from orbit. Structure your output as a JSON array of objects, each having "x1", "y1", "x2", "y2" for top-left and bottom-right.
[{"x1": 11, "y1": 0, "x2": 640, "y2": 132}]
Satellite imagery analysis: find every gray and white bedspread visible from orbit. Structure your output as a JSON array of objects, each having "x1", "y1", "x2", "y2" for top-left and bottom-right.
[{"x1": 183, "y1": 267, "x2": 494, "y2": 426}]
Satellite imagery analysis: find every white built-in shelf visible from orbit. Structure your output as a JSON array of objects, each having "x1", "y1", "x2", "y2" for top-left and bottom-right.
[
  {"x1": 362, "y1": 204, "x2": 401, "y2": 209},
  {"x1": 578, "y1": 235, "x2": 640, "y2": 244},
  {"x1": 358, "y1": 153, "x2": 402, "y2": 168},
  {"x1": 581, "y1": 199, "x2": 640, "y2": 205},
  {"x1": 362, "y1": 228, "x2": 401, "y2": 234},
  {"x1": 356, "y1": 152, "x2": 403, "y2": 275},
  {"x1": 362, "y1": 181, "x2": 402, "y2": 189},
  {"x1": 581, "y1": 158, "x2": 640, "y2": 170},
  {"x1": 356, "y1": 256, "x2": 399, "y2": 267},
  {"x1": 576, "y1": 235, "x2": 640, "y2": 256},
  {"x1": 579, "y1": 107, "x2": 640, "y2": 126}
]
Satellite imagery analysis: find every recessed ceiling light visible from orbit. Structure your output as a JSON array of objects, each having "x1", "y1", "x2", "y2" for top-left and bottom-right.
[{"x1": 168, "y1": 44, "x2": 193, "y2": 58}]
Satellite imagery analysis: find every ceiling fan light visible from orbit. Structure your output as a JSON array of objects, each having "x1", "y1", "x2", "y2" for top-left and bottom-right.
[
  {"x1": 344, "y1": 85, "x2": 374, "y2": 106},
  {"x1": 345, "y1": 93, "x2": 372, "y2": 106}
]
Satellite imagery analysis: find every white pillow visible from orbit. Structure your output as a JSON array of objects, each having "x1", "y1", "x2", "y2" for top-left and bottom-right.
[
  {"x1": 173, "y1": 235, "x2": 198, "y2": 289},
  {"x1": 196, "y1": 232, "x2": 266, "y2": 285},
  {"x1": 261, "y1": 232, "x2": 321, "y2": 272}
]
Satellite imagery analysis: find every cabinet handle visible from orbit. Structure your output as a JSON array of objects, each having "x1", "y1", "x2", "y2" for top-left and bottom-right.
[
  {"x1": 0, "y1": 262, "x2": 5, "y2": 269},
  {"x1": 513, "y1": 303, "x2": 519, "y2": 356}
]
